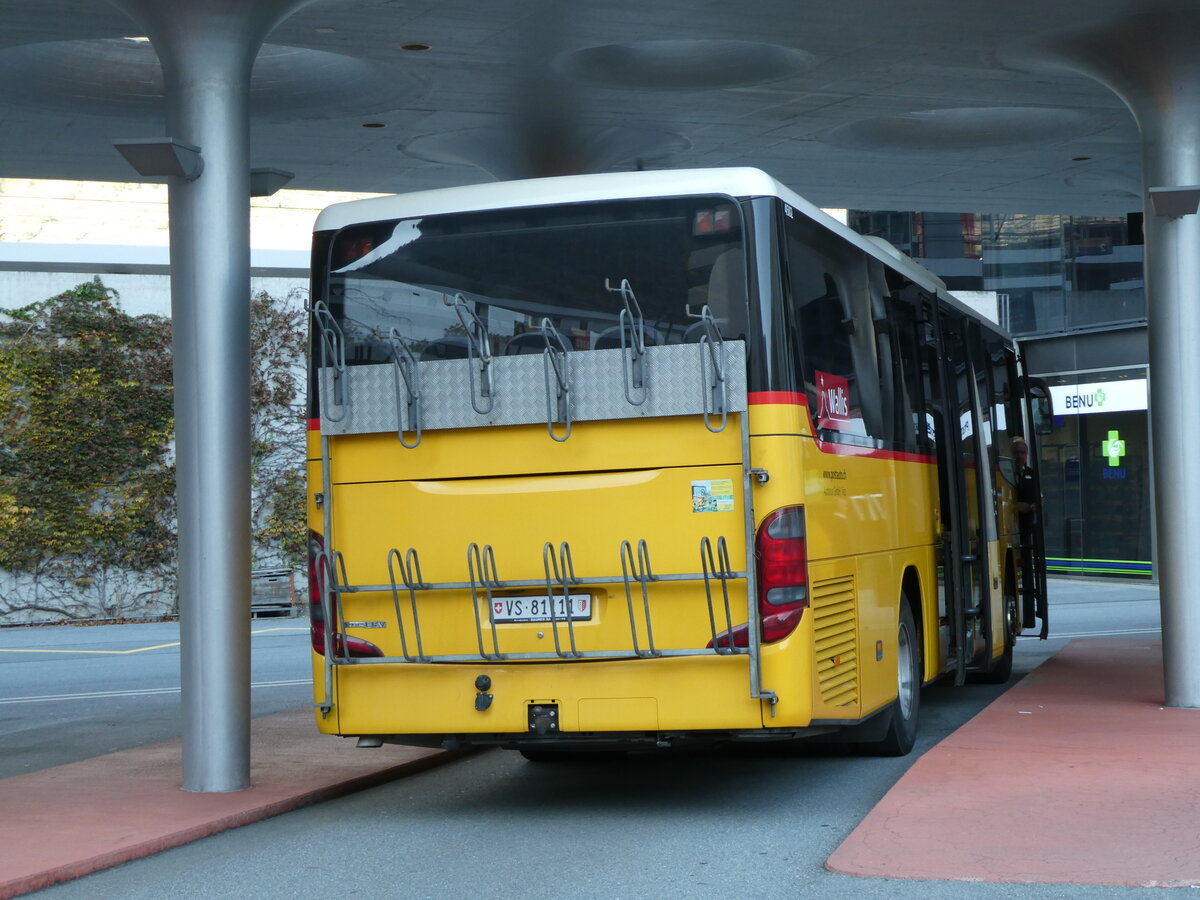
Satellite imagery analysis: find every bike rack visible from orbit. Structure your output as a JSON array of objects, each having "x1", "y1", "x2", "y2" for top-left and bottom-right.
[
  {"x1": 310, "y1": 283, "x2": 773, "y2": 710},
  {"x1": 321, "y1": 536, "x2": 748, "y2": 666}
]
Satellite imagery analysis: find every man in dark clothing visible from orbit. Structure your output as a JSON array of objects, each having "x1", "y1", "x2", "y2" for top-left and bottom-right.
[{"x1": 1012, "y1": 436, "x2": 1039, "y2": 629}]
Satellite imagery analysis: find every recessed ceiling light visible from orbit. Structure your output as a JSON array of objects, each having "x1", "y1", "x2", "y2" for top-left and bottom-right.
[
  {"x1": 362, "y1": 122, "x2": 386, "y2": 128},
  {"x1": 123, "y1": 36, "x2": 150, "y2": 43},
  {"x1": 401, "y1": 42, "x2": 431, "y2": 52},
  {"x1": 315, "y1": 27, "x2": 336, "y2": 34}
]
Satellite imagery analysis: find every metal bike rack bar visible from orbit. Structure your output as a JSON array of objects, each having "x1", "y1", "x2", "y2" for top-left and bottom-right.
[
  {"x1": 316, "y1": 547, "x2": 336, "y2": 714},
  {"x1": 312, "y1": 300, "x2": 347, "y2": 422},
  {"x1": 542, "y1": 541, "x2": 582, "y2": 658},
  {"x1": 540, "y1": 318, "x2": 573, "y2": 442},
  {"x1": 387, "y1": 328, "x2": 422, "y2": 449},
  {"x1": 701, "y1": 535, "x2": 738, "y2": 654},
  {"x1": 446, "y1": 292, "x2": 494, "y2": 414},
  {"x1": 387, "y1": 547, "x2": 428, "y2": 662},
  {"x1": 620, "y1": 539, "x2": 658, "y2": 658},
  {"x1": 467, "y1": 542, "x2": 505, "y2": 660},
  {"x1": 605, "y1": 277, "x2": 648, "y2": 406},
  {"x1": 329, "y1": 549, "x2": 352, "y2": 663},
  {"x1": 688, "y1": 303, "x2": 729, "y2": 433}
]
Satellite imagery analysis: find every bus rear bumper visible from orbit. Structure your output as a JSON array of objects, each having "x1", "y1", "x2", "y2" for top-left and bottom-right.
[{"x1": 317, "y1": 652, "x2": 797, "y2": 741}]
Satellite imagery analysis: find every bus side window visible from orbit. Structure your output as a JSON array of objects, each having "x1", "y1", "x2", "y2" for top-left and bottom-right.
[
  {"x1": 887, "y1": 296, "x2": 925, "y2": 455},
  {"x1": 783, "y1": 213, "x2": 888, "y2": 447},
  {"x1": 989, "y1": 340, "x2": 1015, "y2": 486}
]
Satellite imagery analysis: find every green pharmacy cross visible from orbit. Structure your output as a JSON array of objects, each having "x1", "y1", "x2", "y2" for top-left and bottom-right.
[{"x1": 1102, "y1": 430, "x2": 1126, "y2": 467}]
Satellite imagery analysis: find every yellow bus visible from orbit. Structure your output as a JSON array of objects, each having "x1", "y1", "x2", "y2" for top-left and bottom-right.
[{"x1": 306, "y1": 168, "x2": 1048, "y2": 757}]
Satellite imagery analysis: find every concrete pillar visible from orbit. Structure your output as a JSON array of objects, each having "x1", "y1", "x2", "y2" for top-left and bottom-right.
[
  {"x1": 1029, "y1": 12, "x2": 1200, "y2": 708},
  {"x1": 107, "y1": 0, "x2": 315, "y2": 791}
]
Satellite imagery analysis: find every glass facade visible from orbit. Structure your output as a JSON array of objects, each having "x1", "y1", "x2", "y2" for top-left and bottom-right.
[
  {"x1": 849, "y1": 208, "x2": 1153, "y2": 579},
  {"x1": 984, "y1": 213, "x2": 1144, "y2": 335},
  {"x1": 849, "y1": 210, "x2": 1146, "y2": 337},
  {"x1": 1041, "y1": 373, "x2": 1152, "y2": 577}
]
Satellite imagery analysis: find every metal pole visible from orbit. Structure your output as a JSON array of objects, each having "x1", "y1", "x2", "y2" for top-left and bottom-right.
[
  {"x1": 1033, "y1": 11, "x2": 1200, "y2": 708},
  {"x1": 1141, "y1": 110, "x2": 1200, "y2": 709},
  {"x1": 107, "y1": 0, "x2": 315, "y2": 791}
]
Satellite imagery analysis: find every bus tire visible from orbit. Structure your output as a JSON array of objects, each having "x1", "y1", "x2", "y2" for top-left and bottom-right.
[{"x1": 860, "y1": 598, "x2": 921, "y2": 757}]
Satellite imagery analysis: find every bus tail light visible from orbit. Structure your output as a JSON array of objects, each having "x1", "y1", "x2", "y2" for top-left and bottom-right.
[
  {"x1": 307, "y1": 529, "x2": 384, "y2": 659},
  {"x1": 757, "y1": 506, "x2": 808, "y2": 613},
  {"x1": 707, "y1": 506, "x2": 808, "y2": 649}
]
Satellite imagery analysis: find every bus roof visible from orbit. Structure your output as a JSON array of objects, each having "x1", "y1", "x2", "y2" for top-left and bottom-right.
[
  {"x1": 314, "y1": 167, "x2": 796, "y2": 231},
  {"x1": 314, "y1": 167, "x2": 1004, "y2": 337}
]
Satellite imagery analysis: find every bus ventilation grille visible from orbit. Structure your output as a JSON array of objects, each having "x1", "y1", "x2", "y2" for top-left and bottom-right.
[{"x1": 812, "y1": 574, "x2": 858, "y2": 707}]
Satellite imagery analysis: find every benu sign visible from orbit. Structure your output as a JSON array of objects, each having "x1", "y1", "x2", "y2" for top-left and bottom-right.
[{"x1": 1049, "y1": 379, "x2": 1147, "y2": 415}]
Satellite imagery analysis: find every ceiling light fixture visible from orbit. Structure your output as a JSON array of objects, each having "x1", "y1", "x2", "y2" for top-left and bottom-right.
[{"x1": 401, "y1": 43, "x2": 431, "y2": 52}]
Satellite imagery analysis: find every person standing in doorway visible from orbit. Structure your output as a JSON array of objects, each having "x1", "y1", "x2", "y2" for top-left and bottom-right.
[{"x1": 1012, "y1": 436, "x2": 1038, "y2": 629}]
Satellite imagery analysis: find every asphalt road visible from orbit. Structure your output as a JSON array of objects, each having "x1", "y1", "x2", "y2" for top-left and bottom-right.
[
  {"x1": 14, "y1": 578, "x2": 1165, "y2": 899},
  {"x1": 0, "y1": 617, "x2": 313, "y2": 778}
]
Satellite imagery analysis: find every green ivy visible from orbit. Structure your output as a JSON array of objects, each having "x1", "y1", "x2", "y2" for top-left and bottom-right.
[
  {"x1": 0, "y1": 279, "x2": 175, "y2": 574},
  {"x1": 0, "y1": 279, "x2": 308, "y2": 619},
  {"x1": 248, "y1": 288, "x2": 308, "y2": 570}
]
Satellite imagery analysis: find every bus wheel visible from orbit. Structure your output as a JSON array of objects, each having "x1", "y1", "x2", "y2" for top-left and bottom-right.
[
  {"x1": 861, "y1": 599, "x2": 920, "y2": 757},
  {"x1": 975, "y1": 579, "x2": 1017, "y2": 685}
]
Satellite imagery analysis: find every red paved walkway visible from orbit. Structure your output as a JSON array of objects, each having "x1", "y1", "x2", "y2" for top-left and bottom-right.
[
  {"x1": 827, "y1": 639, "x2": 1200, "y2": 888},
  {"x1": 3, "y1": 639, "x2": 1193, "y2": 896},
  {"x1": 0, "y1": 708, "x2": 450, "y2": 899}
]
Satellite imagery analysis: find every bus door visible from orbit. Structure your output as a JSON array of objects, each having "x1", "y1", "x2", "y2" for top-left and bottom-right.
[
  {"x1": 929, "y1": 304, "x2": 996, "y2": 684},
  {"x1": 1020, "y1": 372, "x2": 1053, "y2": 638}
]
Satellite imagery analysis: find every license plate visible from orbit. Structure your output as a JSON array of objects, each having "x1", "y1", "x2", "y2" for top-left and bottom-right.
[{"x1": 490, "y1": 593, "x2": 592, "y2": 623}]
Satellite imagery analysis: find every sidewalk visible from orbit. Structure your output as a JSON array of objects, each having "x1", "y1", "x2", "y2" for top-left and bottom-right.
[
  {"x1": 0, "y1": 709, "x2": 454, "y2": 899},
  {"x1": 827, "y1": 638, "x2": 1200, "y2": 888}
]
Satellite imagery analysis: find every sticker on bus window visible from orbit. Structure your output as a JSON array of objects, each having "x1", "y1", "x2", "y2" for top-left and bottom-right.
[
  {"x1": 816, "y1": 370, "x2": 852, "y2": 432},
  {"x1": 692, "y1": 479, "x2": 735, "y2": 513}
]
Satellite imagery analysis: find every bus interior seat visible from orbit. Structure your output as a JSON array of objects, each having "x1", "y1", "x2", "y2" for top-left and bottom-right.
[
  {"x1": 592, "y1": 324, "x2": 666, "y2": 350},
  {"x1": 420, "y1": 336, "x2": 470, "y2": 361},
  {"x1": 504, "y1": 329, "x2": 571, "y2": 355},
  {"x1": 685, "y1": 248, "x2": 745, "y2": 341}
]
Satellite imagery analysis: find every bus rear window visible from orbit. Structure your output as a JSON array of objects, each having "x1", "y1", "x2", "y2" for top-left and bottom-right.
[{"x1": 319, "y1": 197, "x2": 749, "y2": 367}]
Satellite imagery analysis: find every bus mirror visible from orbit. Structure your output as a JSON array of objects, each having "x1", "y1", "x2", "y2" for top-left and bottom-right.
[
  {"x1": 1032, "y1": 396, "x2": 1053, "y2": 434},
  {"x1": 1028, "y1": 380, "x2": 1053, "y2": 435}
]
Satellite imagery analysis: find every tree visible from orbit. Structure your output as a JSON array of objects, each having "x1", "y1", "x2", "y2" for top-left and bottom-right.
[
  {"x1": 0, "y1": 279, "x2": 175, "y2": 620},
  {"x1": 249, "y1": 288, "x2": 308, "y2": 572},
  {"x1": 0, "y1": 280, "x2": 309, "y2": 622}
]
